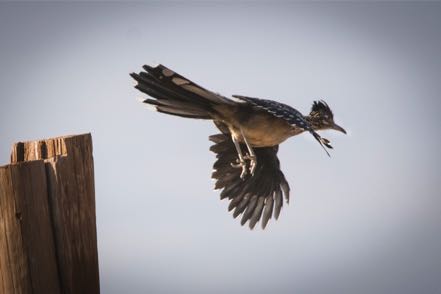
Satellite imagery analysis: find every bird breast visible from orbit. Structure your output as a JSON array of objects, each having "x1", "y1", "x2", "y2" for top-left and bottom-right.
[{"x1": 233, "y1": 114, "x2": 297, "y2": 147}]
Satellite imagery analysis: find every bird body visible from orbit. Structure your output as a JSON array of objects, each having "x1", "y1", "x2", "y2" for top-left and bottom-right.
[
  {"x1": 212, "y1": 102, "x2": 297, "y2": 147},
  {"x1": 131, "y1": 64, "x2": 346, "y2": 229}
]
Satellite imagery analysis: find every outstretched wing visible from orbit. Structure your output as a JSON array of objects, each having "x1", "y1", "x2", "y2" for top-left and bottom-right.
[
  {"x1": 233, "y1": 95, "x2": 333, "y2": 156},
  {"x1": 209, "y1": 134, "x2": 290, "y2": 229}
]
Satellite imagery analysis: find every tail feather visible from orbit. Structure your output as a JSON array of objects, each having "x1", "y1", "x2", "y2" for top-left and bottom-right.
[
  {"x1": 131, "y1": 64, "x2": 234, "y2": 120},
  {"x1": 142, "y1": 64, "x2": 234, "y2": 105}
]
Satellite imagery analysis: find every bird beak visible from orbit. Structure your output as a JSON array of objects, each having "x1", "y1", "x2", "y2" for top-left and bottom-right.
[{"x1": 332, "y1": 123, "x2": 346, "y2": 134}]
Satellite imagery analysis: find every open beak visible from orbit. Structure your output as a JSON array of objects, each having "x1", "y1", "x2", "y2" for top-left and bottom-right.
[{"x1": 332, "y1": 123, "x2": 346, "y2": 134}]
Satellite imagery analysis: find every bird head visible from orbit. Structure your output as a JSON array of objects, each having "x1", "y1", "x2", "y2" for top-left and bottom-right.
[{"x1": 308, "y1": 100, "x2": 346, "y2": 134}]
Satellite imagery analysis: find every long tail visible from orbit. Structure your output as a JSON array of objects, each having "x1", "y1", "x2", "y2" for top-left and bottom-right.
[{"x1": 130, "y1": 64, "x2": 235, "y2": 119}]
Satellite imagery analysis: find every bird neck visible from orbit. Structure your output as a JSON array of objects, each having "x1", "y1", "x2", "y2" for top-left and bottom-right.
[{"x1": 305, "y1": 115, "x2": 323, "y2": 131}]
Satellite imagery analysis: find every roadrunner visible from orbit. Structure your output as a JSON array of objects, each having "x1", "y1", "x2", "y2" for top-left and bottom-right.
[{"x1": 131, "y1": 64, "x2": 346, "y2": 229}]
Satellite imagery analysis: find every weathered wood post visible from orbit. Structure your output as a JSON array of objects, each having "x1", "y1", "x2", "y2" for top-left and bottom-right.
[{"x1": 0, "y1": 133, "x2": 100, "y2": 294}]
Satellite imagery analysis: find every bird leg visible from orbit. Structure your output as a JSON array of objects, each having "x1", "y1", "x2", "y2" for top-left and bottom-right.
[
  {"x1": 240, "y1": 128, "x2": 257, "y2": 176},
  {"x1": 230, "y1": 128, "x2": 258, "y2": 179},
  {"x1": 230, "y1": 134, "x2": 248, "y2": 179}
]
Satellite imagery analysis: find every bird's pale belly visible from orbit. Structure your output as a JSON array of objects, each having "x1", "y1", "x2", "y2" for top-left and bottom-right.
[
  {"x1": 214, "y1": 105, "x2": 306, "y2": 147},
  {"x1": 231, "y1": 117, "x2": 297, "y2": 147}
]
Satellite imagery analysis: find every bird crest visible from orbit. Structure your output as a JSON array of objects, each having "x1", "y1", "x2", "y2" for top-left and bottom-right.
[{"x1": 310, "y1": 100, "x2": 333, "y2": 120}]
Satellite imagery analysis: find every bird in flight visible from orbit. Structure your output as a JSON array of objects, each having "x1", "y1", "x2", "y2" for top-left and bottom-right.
[{"x1": 131, "y1": 64, "x2": 346, "y2": 229}]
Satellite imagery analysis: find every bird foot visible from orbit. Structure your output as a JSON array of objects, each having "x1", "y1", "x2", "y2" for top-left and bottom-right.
[
  {"x1": 231, "y1": 159, "x2": 248, "y2": 179},
  {"x1": 231, "y1": 155, "x2": 257, "y2": 179},
  {"x1": 244, "y1": 154, "x2": 257, "y2": 176}
]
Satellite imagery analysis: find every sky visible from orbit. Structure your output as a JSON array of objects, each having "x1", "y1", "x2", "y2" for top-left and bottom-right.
[{"x1": 1, "y1": 2, "x2": 440, "y2": 294}]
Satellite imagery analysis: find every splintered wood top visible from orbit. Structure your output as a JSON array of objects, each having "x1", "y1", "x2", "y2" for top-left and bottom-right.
[{"x1": 9, "y1": 133, "x2": 92, "y2": 164}]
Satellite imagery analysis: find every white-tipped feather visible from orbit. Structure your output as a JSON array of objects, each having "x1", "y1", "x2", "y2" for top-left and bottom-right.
[
  {"x1": 162, "y1": 68, "x2": 174, "y2": 77},
  {"x1": 231, "y1": 96, "x2": 247, "y2": 103},
  {"x1": 143, "y1": 104, "x2": 157, "y2": 112},
  {"x1": 143, "y1": 104, "x2": 157, "y2": 111},
  {"x1": 137, "y1": 98, "x2": 157, "y2": 112},
  {"x1": 172, "y1": 77, "x2": 190, "y2": 86},
  {"x1": 136, "y1": 96, "x2": 146, "y2": 103}
]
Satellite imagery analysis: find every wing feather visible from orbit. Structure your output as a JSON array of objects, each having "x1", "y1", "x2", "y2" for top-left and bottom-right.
[
  {"x1": 261, "y1": 194, "x2": 274, "y2": 229},
  {"x1": 210, "y1": 133, "x2": 291, "y2": 229}
]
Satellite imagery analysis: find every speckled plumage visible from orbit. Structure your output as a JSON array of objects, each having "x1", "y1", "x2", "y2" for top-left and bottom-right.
[{"x1": 233, "y1": 95, "x2": 310, "y2": 131}]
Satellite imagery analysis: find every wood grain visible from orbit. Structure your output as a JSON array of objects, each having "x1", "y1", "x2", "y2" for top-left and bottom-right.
[{"x1": 1, "y1": 133, "x2": 99, "y2": 294}]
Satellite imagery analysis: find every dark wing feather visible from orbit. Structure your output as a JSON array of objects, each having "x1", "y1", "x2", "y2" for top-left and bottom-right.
[{"x1": 209, "y1": 133, "x2": 290, "y2": 230}]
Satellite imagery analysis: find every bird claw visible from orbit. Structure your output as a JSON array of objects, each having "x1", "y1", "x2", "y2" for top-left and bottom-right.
[
  {"x1": 244, "y1": 154, "x2": 257, "y2": 176},
  {"x1": 231, "y1": 159, "x2": 248, "y2": 179},
  {"x1": 231, "y1": 155, "x2": 257, "y2": 179}
]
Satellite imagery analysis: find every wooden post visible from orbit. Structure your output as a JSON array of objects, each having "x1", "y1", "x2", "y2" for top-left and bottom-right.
[{"x1": 0, "y1": 133, "x2": 100, "y2": 294}]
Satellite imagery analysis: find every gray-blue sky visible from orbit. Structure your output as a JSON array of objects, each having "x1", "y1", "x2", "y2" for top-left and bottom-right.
[{"x1": 1, "y1": 2, "x2": 440, "y2": 294}]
